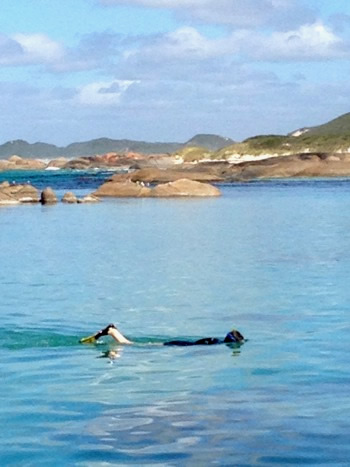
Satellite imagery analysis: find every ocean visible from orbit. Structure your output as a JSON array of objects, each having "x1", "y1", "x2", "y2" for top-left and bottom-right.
[{"x1": 1, "y1": 171, "x2": 350, "y2": 465}]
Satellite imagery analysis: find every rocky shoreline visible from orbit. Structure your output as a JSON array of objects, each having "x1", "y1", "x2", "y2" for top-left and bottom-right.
[
  {"x1": 0, "y1": 182, "x2": 100, "y2": 205},
  {"x1": 0, "y1": 152, "x2": 177, "y2": 172},
  {"x1": 2, "y1": 151, "x2": 350, "y2": 181},
  {"x1": 0, "y1": 177, "x2": 221, "y2": 206},
  {"x1": 2, "y1": 151, "x2": 350, "y2": 206},
  {"x1": 93, "y1": 152, "x2": 350, "y2": 185}
]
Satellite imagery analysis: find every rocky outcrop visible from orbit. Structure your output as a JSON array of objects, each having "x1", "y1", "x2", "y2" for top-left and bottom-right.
[
  {"x1": 151, "y1": 179, "x2": 221, "y2": 197},
  {"x1": 46, "y1": 157, "x2": 68, "y2": 169},
  {"x1": 223, "y1": 152, "x2": 350, "y2": 181},
  {"x1": 61, "y1": 191, "x2": 99, "y2": 203},
  {"x1": 8, "y1": 155, "x2": 46, "y2": 170},
  {"x1": 62, "y1": 152, "x2": 151, "y2": 170},
  {"x1": 63, "y1": 157, "x2": 92, "y2": 170},
  {"x1": 78, "y1": 194, "x2": 100, "y2": 203},
  {"x1": 94, "y1": 180, "x2": 152, "y2": 197},
  {"x1": 0, "y1": 181, "x2": 39, "y2": 204},
  {"x1": 0, "y1": 181, "x2": 100, "y2": 206},
  {"x1": 0, "y1": 182, "x2": 20, "y2": 204},
  {"x1": 109, "y1": 167, "x2": 224, "y2": 184},
  {"x1": 62, "y1": 192, "x2": 78, "y2": 203},
  {"x1": 94, "y1": 178, "x2": 221, "y2": 198},
  {"x1": 40, "y1": 187, "x2": 58, "y2": 205},
  {"x1": 0, "y1": 156, "x2": 46, "y2": 171}
]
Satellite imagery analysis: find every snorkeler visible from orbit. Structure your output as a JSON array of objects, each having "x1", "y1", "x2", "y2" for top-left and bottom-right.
[{"x1": 80, "y1": 324, "x2": 244, "y2": 346}]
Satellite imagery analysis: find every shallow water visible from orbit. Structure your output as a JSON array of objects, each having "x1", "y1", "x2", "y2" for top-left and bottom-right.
[{"x1": 1, "y1": 175, "x2": 350, "y2": 465}]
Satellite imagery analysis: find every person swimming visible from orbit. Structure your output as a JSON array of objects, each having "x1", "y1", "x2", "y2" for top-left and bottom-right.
[{"x1": 80, "y1": 324, "x2": 244, "y2": 346}]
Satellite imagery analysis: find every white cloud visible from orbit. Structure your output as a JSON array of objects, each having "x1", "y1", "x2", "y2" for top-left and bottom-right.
[
  {"x1": 248, "y1": 22, "x2": 345, "y2": 60},
  {"x1": 125, "y1": 27, "x2": 229, "y2": 62},
  {"x1": 0, "y1": 32, "x2": 123, "y2": 72},
  {"x1": 121, "y1": 22, "x2": 346, "y2": 72},
  {"x1": 12, "y1": 34, "x2": 65, "y2": 64},
  {"x1": 76, "y1": 80, "x2": 137, "y2": 106}
]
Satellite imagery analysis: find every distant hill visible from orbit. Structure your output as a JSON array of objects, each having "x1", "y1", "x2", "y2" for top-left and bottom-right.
[
  {"x1": 63, "y1": 138, "x2": 182, "y2": 158},
  {"x1": 185, "y1": 134, "x2": 234, "y2": 151},
  {"x1": 0, "y1": 134, "x2": 233, "y2": 159},
  {"x1": 0, "y1": 140, "x2": 61, "y2": 159},
  {"x1": 5, "y1": 113, "x2": 350, "y2": 161}
]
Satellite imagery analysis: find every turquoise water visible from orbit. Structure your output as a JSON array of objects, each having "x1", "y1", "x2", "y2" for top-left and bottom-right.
[
  {"x1": 1, "y1": 174, "x2": 350, "y2": 465},
  {"x1": 0, "y1": 169, "x2": 119, "y2": 197}
]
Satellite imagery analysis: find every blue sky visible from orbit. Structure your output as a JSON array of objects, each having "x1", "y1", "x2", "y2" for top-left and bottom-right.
[{"x1": 0, "y1": 0, "x2": 350, "y2": 145}]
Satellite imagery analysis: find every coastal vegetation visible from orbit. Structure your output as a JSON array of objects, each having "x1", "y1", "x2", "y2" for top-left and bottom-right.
[
  {"x1": 0, "y1": 134, "x2": 232, "y2": 159},
  {"x1": 2, "y1": 112, "x2": 350, "y2": 168},
  {"x1": 176, "y1": 113, "x2": 350, "y2": 162}
]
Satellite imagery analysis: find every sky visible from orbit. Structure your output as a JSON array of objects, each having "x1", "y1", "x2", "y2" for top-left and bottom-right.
[{"x1": 1, "y1": 0, "x2": 350, "y2": 145}]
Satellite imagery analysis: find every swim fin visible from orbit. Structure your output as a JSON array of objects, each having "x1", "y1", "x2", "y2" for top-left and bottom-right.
[
  {"x1": 79, "y1": 334, "x2": 97, "y2": 344},
  {"x1": 79, "y1": 324, "x2": 116, "y2": 344}
]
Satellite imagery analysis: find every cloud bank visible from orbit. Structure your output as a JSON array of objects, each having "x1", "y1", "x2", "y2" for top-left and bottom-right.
[
  {"x1": 0, "y1": 0, "x2": 348, "y2": 144},
  {"x1": 98, "y1": 0, "x2": 315, "y2": 29}
]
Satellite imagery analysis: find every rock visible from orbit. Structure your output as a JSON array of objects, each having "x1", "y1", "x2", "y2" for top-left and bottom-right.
[
  {"x1": 14, "y1": 185, "x2": 40, "y2": 203},
  {"x1": 63, "y1": 157, "x2": 92, "y2": 170},
  {"x1": 94, "y1": 181, "x2": 152, "y2": 197},
  {"x1": 94, "y1": 178, "x2": 220, "y2": 198},
  {"x1": 0, "y1": 182, "x2": 39, "y2": 203},
  {"x1": 6, "y1": 155, "x2": 46, "y2": 170},
  {"x1": 22, "y1": 159, "x2": 47, "y2": 170},
  {"x1": 0, "y1": 160, "x2": 11, "y2": 171},
  {"x1": 62, "y1": 191, "x2": 78, "y2": 203},
  {"x1": 40, "y1": 187, "x2": 58, "y2": 204},
  {"x1": 151, "y1": 179, "x2": 221, "y2": 197},
  {"x1": 0, "y1": 190, "x2": 20, "y2": 205},
  {"x1": 78, "y1": 194, "x2": 100, "y2": 203},
  {"x1": 47, "y1": 157, "x2": 68, "y2": 169},
  {"x1": 226, "y1": 152, "x2": 350, "y2": 181},
  {"x1": 133, "y1": 154, "x2": 179, "y2": 169},
  {"x1": 8, "y1": 155, "x2": 23, "y2": 164},
  {"x1": 110, "y1": 167, "x2": 223, "y2": 184}
]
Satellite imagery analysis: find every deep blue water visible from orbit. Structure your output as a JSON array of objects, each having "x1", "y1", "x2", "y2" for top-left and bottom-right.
[
  {"x1": 0, "y1": 169, "x2": 119, "y2": 197},
  {"x1": 1, "y1": 171, "x2": 350, "y2": 465}
]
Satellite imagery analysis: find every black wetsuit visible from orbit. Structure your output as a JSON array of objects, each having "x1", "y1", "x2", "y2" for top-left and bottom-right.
[{"x1": 164, "y1": 330, "x2": 244, "y2": 346}]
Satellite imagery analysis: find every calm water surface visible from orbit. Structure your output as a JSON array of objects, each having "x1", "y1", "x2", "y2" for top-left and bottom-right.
[{"x1": 1, "y1": 174, "x2": 350, "y2": 465}]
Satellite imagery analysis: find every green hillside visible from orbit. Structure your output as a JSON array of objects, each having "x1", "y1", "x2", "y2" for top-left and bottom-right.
[
  {"x1": 306, "y1": 112, "x2": 350, "y2": 136},
  {"x1": 0, "y1": 134, "x2": 233, "y2": 159},
  {"x1": 3, "y1": 112, "x2": 350, "y2": 160}
]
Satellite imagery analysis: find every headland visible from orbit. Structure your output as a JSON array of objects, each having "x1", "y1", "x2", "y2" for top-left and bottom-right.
[{"x1": 2, "y1": 112, "x2": 350, "y2": 203}]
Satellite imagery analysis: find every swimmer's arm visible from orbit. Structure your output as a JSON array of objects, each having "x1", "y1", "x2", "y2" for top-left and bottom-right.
[{"x1": 108, "y1": 326, "x2": 132, "y2": 344}]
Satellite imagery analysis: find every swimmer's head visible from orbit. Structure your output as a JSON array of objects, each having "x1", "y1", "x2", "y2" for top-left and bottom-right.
[{"x1": 223, "y1": 329, "x2": 244, "y2": 343}]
